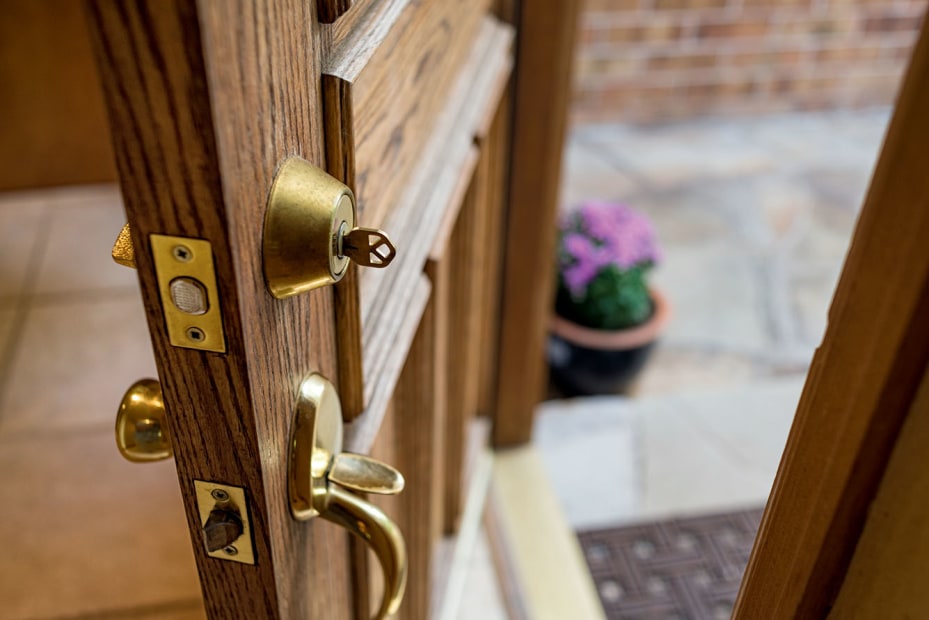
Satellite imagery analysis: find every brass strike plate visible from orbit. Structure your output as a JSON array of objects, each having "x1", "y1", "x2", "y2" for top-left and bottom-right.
[
  {"x1": 194, "y1": 480, "x2": 255, "y2": 565},
  {"x1": 150, "y1": 234, "x2": 226, "y2": 353}
]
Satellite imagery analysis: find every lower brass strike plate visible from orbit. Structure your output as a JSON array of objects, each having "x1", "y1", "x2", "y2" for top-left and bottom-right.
[
  {"x1": 194, "y1": 480, "x2": 256, "y2": 565},
  {"x1": 151, "y1": 234, "x2": 226, "y2": 353}
]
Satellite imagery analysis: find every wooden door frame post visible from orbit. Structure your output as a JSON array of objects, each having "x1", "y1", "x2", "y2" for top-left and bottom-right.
[
  {"x1": 734, "y1": 17, "x2": 929, "y2": 617},
  {"x1": 493, "y1": 0, "x2": 580, "y2": 447}
]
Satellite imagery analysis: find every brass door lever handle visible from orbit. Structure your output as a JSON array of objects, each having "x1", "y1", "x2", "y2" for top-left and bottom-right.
[{"x1": 289, "y1": 373, "x2": 407, "y2": 620}]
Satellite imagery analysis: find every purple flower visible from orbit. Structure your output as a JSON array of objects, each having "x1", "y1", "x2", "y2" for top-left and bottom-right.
[
  {"x1": 558, "y1": 201, "x2": 661, "y2": 298},
  {"x1": 562, "y1": 232, "x2": 596, "y2": 263},
  {"x1": 563, "y1": 259, "x2": 600, "y2": 298}
]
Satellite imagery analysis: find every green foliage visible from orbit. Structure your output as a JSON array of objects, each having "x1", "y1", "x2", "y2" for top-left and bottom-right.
[{"x1": 556, "y1": 264, "x2": 653, "y2": 330}]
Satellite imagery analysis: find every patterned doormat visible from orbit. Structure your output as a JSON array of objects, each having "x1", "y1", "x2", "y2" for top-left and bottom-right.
[{"x1": 577, "y1": 507, "x2": 764, "y2": 620}]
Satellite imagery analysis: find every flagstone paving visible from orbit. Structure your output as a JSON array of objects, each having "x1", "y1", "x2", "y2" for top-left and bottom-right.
[{"x1": 540, "y1": 108, "x2": 891, "y2": 527}]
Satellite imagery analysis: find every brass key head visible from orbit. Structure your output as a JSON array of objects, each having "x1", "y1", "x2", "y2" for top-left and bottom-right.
[{"x1": 340, "y1": 227, "x2": 396, "y2": 268}]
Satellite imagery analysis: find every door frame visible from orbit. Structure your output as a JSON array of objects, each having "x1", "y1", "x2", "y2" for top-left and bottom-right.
[{"x1": 734, "y1": 16, "x2": 929, "y2": 616}]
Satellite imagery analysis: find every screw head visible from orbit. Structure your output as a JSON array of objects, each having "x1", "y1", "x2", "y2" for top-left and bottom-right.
[
  {"x1": 172, "y1": 245, "x2": 193, "y2": 262},
  {"x1": 223, "y1": 545, "x2": 238, "y2": 556},
  {"x1": 186, "y1": 327, "x2": 206, "y2": 342},
  {"x1": 211, "y1": 489, "x2": 230, "y2": 502}
]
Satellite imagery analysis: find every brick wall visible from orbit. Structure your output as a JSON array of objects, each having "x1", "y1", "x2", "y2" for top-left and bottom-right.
[{"x1": 572, "y1": 0, "x2": 927, "y2": 124}]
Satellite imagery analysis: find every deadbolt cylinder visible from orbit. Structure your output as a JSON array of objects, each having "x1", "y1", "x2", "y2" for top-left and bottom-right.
[{"x1": 263, "y1": 157, "x2": 356, "y2": 298}]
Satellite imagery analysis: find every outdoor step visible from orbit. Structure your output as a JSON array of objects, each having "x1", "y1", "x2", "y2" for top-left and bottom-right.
[{"x1": 534, "y1": 376, "x2": 805, "y2": 529}]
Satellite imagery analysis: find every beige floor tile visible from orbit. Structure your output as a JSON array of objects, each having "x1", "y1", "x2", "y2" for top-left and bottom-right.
[
  {"x1": 634, "y1": 347, "x2": 760, "y2": 396},
  {"x1": 34, "y1": 185, "x2": 137, "y2": 295},
  {"x1": 0, "y1": 430, "x2": 201, "y2": 619},
  {"x1": 0, "y1": 198, "x2": 47, "y2": 302},
  {"x1": 651, "y1": 244, "x2": 770, "y2": 355},
  {"x1": 791, "y1": 268, "x2": 842, "y2": 346},
  {"x1": 642, "y1": 402, "x2": 773, "y2": 519},
  {"x1": 535, "y1": 398, "x2": 640, "y2": 529},
  {"x1": 640, "y1": 379, "x2": 799, "y2": 519},
  {"x1": 683, "y1": 379, "x2": 802, "y2": 470},
  {"x1": 0, "y1": 293, "x2": 156, "y2": 436}
]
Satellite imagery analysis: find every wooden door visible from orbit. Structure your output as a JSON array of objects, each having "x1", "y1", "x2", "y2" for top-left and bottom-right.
[
  {"x1": 733, "y1": 16, "x2": 929, "y2": 618},
  {"x1": 87, "y1": 1, "x2": 352, "y2": 617},
  {"x1": 83, "y1": 0, "x2": 570, "y2": 618}
]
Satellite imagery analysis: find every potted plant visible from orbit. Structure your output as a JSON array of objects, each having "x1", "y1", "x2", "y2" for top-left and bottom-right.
[{"x1": 547, "y1": 201, "x2": 670, "y2": 395}]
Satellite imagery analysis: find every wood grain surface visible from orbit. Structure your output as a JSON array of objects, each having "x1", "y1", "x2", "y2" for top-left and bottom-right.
[
  {"x1": 440, "y1": 166, "x2": 484, "y2": 534},
  {"x1": 477, "y1": 97, "x2": 512, "y2": 418},
  {"x1": 346, "y1": 276, "x2": 431, "y2": 454},
  {"x1": 325, "y1": 0, "x2": 410, "y2": 76},
  {"x1": 359, "y1": 17, "x2": 512, "y2": 345},
  {"x1": 494, "y1": 0, "x2": 580, "y2": 446},
  {"x1": 324, "y1": 0, "x2": 492, "y2": 228},
  {"x1": 349, "y1": 18, "x2": 513, "y2": 453},
  {"x1": 386, "y1": 263, "x2": 448, "y2": 620},
  {"x1": 0, "y1": 0, "x2": 116, "y2": 190},
  {"x1": 733, "y1": 18, "x2": 929, "y2": 617},
  {"x1": 829, "y1": 370, "x2": 929, "y2": 618},
  {"x1": 425, "y1": 258, "x2": 451, "y2": 546},
  {"x1": 87, "y1": 1, "x2": 352, "y2": 617},
  {"x1": 333, "y1": 269, "x2": 365, "y2": 420},
  {"x1": 320, "y1": 71, "x2": 365, "y2": 422}
]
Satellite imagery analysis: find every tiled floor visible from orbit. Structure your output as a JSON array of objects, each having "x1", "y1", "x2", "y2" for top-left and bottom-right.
[
  {"x1": 0, "y1": 186, "x2": 204, "y2": 619},
  {"x1": 538, "y1": 108, "x2": 891, "y2": 529}
]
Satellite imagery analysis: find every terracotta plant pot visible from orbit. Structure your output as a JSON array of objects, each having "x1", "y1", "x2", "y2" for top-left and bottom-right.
[{"x1": 547, "y1": 289, "x2": 671, "y2": 396}]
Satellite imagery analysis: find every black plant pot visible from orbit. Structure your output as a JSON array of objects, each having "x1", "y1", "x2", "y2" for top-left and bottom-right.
[
  {"x1": 547, "y1": 335, "x2": 657, "y2": 396},
  {"x1": 546, "y1": 289, "x2": 670, "y2": 397}
]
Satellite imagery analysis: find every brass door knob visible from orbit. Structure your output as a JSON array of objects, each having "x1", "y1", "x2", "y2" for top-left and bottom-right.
[
  {"x1": 115, "y1": 379, "x2": 173, "y2": 462},
  {"x1": 262, "y1": 157, "x2": 396, "y2": 299},
  {"x1": 289, "y1": 373, "x2": 407, "y2": 620},
  {"x1": 115, "y1": 381, "x2": 257, "y2": 564}
]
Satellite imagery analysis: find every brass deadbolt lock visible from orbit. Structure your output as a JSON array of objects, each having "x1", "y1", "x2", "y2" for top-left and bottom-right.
[{"x1": 262, "y1": 157, "x2": 396, "y2": 298}]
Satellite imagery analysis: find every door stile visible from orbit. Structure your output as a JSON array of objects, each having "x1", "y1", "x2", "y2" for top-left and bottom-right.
[
  {"x1": 86, "y1": 1, "x2": 353, "y2": 617},
  {"x1": 494, "y1": 0, "x2": 580, "y2": 446},
  {"x1": 476, "y1": 95, "x2": 512, "y2": 421},
  {"x1": 442, "y1": 169, "x2": 486, "y2": 533},
  {"x1": 734, "y1": 17, "x2": 929, "y2": 617},
  {"x1": 390, "y1": 270, "x2": 446, "y2": 620},
  {"x1": 321, "y1": 74, "x2": 366, "y2": 421}
]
